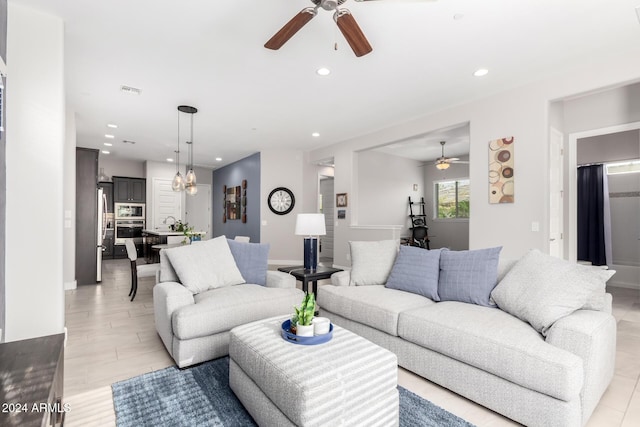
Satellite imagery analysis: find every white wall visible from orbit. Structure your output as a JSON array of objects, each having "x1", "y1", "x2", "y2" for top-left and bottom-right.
[
  {"x1": 308, "y1": 47, "x2": 640, "y2": 267},
  {"x1": 260, "y1": 150, "x2": 304, "y2": 263},
  {"x1": 5, "y1": 3, "x2": 65, "y2": 341},
  {"x1": 63, "y1": 111, "x2": 76, "y2": 290},
  {"x1": 423, "y1": 158, "x2": 470, "y2": 250},
  {"x1": 356, "y1": 150, "x2": 424, "y2": 234}
]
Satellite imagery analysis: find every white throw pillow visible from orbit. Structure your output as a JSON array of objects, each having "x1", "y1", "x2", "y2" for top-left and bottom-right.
[
  {"x1": 491, "y1": 249, "x2": 615, "y2": 336},
  {"x1": 164, "y1": 235, "x2": 245, "y2": 293},
  {"x1": 349, "y1": 240, "x2": 399, "y2": 286}
]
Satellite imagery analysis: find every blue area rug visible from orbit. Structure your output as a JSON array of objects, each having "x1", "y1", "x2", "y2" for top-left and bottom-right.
[{"x1": 112, "y1": 357, "x2": 475, "y2": 427}]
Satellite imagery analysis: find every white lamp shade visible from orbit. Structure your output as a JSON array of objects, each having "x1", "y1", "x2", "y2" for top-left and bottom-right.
[{"x1": 295, "y1": 213, "x2": 326, "y2": 236}]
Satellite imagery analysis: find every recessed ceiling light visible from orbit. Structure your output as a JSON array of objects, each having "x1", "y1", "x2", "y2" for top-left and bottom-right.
[
  {"x1": 312, "y1": 132, "x2": 320, "y2": 137},
  {"x1": 473, "y1": 68, "x2": 489, "y2": 77},
  {"x1": 101, "y1": 150, "x2": 110, "y2": 154},
  {"x1": 316, "y1": 67, "x2": 331, "y2": 76},
  {"x1": 107, "y1": 123, "x2": 118, "y2": 129},
  {"x1": 104, "y1": 142, "x2": 113, "y2": 147},
  {"x1": 166, "y1": 158, "x2": 174, "y2": 162},
  {"x1": 215, "y1": 157, "x2": 222, "y2": 162},
  {"x1": 105, "y1": 134, "x2": 115, "y2": 139},
  {"x1": 120, "y1": 85, "x2": 142, "y2": 95}
]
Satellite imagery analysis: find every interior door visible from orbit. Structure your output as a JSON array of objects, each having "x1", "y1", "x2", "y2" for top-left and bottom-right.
[
  {"x1": 319, "y1": 177, "x2": 334, "y2": 264},
  {"x1": 153, "y1": 178, "x2": 182, "y2": 230},
  {"x1": 185, "y1": 184, "x2": 212, "y2": 239},
  {"x1": 549, "y1": 127, "x2": 564, "y2": 258}
]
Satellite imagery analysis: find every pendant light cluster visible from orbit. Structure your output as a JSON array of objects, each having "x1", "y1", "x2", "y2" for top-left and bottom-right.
[{"x1": 172, "y1": 105, "x2": 198, "y2": 195}]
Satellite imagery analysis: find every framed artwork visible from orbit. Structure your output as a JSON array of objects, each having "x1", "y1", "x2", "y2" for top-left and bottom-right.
[
  {"x1": 337, "y1": 209, "x2": 346, "y2": 219},
  {"x1": 226, "y1": 185, "x2": 241, "y2": 220},
  {"x1": 336, "y1": 193, "x2": 348, "y2": 207},
  {"x1": 489, "y1": 137, "x2": 514, "y2": 204}
]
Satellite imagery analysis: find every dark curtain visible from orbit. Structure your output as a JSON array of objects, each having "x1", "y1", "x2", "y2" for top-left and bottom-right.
[{"x1": 577, "y1": 164, "x2": 607, "y2": 266}]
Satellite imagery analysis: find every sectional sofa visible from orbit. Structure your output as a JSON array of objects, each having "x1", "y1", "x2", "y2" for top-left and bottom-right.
[
  {"x1": 318, "y1": 242, "x2": 616, "y2": 427},
  {"x1": 153, "y1": 237, "x2": 304, "y2": 368}
]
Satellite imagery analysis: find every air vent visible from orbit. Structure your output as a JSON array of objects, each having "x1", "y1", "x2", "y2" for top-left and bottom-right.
[
  {"x1": 122, "y1": 140, "x2": 137, "y2": 145},
  {"x1": 120, "y1": 85, "x2": 142, "y2": 95}
]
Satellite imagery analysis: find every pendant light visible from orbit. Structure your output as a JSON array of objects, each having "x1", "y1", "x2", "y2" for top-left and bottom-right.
[
  {"x1": 172, "y1": 105, "x2": 198, "y2": 194},
  {"x1": 171, "y1": 108, "x2": 185, "y2": 192},
  {"x1": 183, "y1": 105, "x2": 198, "y2": 196}
]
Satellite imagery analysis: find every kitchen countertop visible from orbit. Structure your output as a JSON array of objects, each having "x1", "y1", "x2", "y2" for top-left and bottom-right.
[{"x1": 143, "y1": 229, "x2": 206, "y2": 236}]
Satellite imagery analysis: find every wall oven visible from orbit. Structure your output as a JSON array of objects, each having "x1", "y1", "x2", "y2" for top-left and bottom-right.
[
  {"x1": 115, "y1": 219, "x2": 145, "y2": 245},
  {"x1": 115, "y1": 203, "x2": 145, "y2": 220}
]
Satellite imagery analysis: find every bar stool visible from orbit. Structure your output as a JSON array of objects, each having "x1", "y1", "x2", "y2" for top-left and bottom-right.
[{"x1": 125, "y1": 239, "x2": 160, "y2": 301}]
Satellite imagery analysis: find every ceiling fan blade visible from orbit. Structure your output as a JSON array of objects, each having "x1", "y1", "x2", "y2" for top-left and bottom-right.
[
  {"x1": 335, "y1": 10, "x2": 372, "y2": 57},
  {"x1": 447, "y1": 157, "x2": 460, "y2": 162},
  {"x1": 265, "y1": 8, "x2": 316, "y2": 51}
]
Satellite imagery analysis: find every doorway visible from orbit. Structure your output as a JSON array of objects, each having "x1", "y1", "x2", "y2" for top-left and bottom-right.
[
  {"x1": 568, "y1": 123, "x2": 640, "y2": 288},
  {"x1": 319, "y1": 177, "x2": 334, "y2": 265}
]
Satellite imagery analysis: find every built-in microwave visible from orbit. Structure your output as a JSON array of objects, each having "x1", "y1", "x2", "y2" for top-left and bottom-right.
[{"x1": 115, "y1": 203, "x2": 145, "y2": 220}]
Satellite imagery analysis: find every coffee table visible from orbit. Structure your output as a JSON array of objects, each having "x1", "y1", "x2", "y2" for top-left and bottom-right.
[
  {"x1": 229, "y1": 316, "x2": 399, "y2": 427},
  {"x1": 277, "y1": 265, "x2": 343, "y2": 295}
]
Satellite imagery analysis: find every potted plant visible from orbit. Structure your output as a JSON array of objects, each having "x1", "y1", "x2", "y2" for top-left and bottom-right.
[
  {"x1": 174, "y1": 220, "x2": 195, "y2": 244},
  {"x1": 293, "y1": 293, "x2": 315, "y2": 337}
]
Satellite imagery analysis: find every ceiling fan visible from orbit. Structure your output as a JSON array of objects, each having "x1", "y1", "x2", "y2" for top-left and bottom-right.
[
  {"x1": 265, "y1": 0, "x2": 371, "y2": 57},
  {"x1": 264, "y1": 0, "x2": 435, "y2": 57},
  {"x1": 435, "y1": 141, "x2": 468, "y2": 170}
]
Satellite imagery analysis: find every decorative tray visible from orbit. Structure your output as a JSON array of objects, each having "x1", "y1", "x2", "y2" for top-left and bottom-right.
[{"x1": 281, "y1": 320, "x2": 333, "y2": 345}]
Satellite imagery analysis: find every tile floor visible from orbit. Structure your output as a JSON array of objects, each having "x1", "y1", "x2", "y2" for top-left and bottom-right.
[{"x1": 62, "y1": 259, "x2": 640, "y2": 426}]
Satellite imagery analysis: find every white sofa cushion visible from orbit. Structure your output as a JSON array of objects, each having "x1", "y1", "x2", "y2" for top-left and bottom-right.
[
  {"x1": 173, "y1": 284, "x2": 303, "y2": 340},
  {"x1": 349, "y1": 240, "x2": 399, "y2": 286},
  {"x1": 491, "y1": 249, "x2": 615, "y2": 336},
  {"x1": 317, "y1": 284, "x2": 433, "y2": 336},
  {"x1": 398, "y1": 301, "x2": 584, "y2": 401},
  {"x1": 164, "y1": 236, "x2": 245, "y2": 293}
]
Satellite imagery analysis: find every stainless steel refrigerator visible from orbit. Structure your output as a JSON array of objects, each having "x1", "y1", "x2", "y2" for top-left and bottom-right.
[{"x1": 96, "y1": 187, "x2": 107, "y2": 282}]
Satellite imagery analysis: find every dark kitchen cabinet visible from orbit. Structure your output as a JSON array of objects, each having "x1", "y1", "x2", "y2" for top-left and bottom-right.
[
  {"x1": 113, "y1": 177, "x2": 146, "y2": 203},
  {"x1": 102, "y1": 230, "x2": 114, "y2": 258}
]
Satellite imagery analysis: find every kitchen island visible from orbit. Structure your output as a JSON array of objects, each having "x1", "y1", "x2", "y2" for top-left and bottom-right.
[{"x1": 142, "y1": 229, "x2": 206, "y2": 262}]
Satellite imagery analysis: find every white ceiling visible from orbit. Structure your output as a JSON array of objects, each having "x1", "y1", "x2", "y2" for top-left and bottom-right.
[{"x1": 15, "y1": 0, "x2": 640, "y2": 168}]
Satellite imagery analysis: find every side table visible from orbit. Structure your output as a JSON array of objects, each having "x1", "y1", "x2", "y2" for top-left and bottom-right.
[{"x1": 277, "y1": 265, "x2": 343, "y2": 295}]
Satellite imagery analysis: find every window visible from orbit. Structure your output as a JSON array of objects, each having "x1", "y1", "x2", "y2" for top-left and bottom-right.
[
  {"x1": 434, "y1": 179, "x2": 470, "y2": 219},
  {"x1": 606, "y1": 159, "x2": 640, "y2": 175}
]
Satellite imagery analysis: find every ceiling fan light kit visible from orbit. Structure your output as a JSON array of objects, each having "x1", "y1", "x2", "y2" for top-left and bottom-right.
[{"x1": 265, "y1": 0, "x2": 372, "y2": 57}]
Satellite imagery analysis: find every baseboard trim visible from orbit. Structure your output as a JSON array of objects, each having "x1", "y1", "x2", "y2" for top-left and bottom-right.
[
  {"x1": 608, "y1": 281, "x2": 640, "y2": 290},
  {"x1": 64, "y1": 280, "x2": 77, "y2": 291}
]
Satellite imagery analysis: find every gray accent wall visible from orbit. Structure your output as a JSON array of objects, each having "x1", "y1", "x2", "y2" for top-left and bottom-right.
[{"x1": 212, "y1": 153, "x2": 260, "y2": 242}]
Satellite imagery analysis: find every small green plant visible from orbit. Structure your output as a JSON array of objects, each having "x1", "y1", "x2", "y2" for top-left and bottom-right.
[{"x1": 294, "y1": 293, "x2": 316, "y2": 326}]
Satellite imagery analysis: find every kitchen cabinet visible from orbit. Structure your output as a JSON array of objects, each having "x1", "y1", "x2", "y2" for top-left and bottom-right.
[{"x1": 113, "y1": 177, "x2": 146, "y2": 203}]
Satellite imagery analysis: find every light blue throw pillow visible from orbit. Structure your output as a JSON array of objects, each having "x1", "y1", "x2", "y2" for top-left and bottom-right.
[
  {"x1": 385, "y1": 246, "x2": 441, "y2": 301},
  {"x1": 227, "y1": 239, "x2": 270, "y2": 286},
  {"x1": 438, "y1": 246, "x2": 502, "y2": 307}
]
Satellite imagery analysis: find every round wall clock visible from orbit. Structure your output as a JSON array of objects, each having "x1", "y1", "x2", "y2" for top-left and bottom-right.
[{"x1": 268, "y1": 187, "x2": 295, "y2": 215}]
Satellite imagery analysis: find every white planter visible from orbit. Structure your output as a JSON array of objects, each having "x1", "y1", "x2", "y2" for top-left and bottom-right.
[{"x1": 296, "y1": 324, "x2": 314, "y2": 337}]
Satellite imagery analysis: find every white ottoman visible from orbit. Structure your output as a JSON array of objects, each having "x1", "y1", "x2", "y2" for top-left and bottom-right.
[{"x1": 229, "y1": 316, "x2": 399, "y2": 427}]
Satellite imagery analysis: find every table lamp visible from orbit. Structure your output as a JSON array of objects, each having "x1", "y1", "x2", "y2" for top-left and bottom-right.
[{"x1": 295, "y1": 213, "x2": 326, "y2": 271}]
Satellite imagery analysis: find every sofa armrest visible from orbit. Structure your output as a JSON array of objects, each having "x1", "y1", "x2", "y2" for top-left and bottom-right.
[
  {"x1": 265, "y1": 270, "x2": 297, "y2": 288},
  {"x1": 331, "y1": 270, "x2": 351, "y2": 286},
  {"x1": 153, "y1": 281, "x2": 195, "y2": 355},
  {"x1": 546, "y1": 309, "x2": 616, "y2": 423}
]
